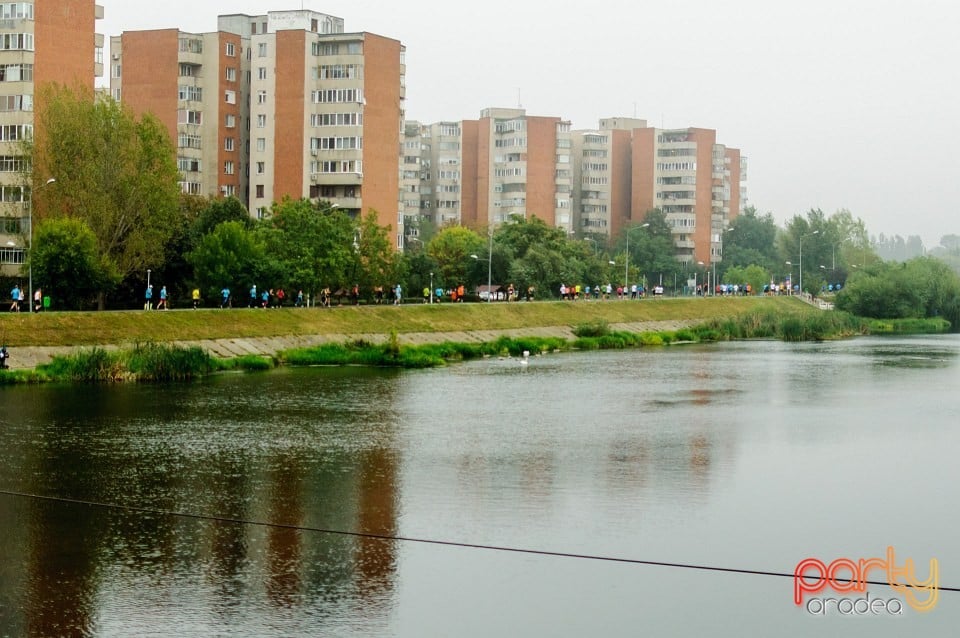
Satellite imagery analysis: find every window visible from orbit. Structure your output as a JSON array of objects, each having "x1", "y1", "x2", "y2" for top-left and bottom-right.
[
  {"x1": 257, "y1": 90, "x2": 267, "y2": 104},
  {"x1": 310, "y1": 88, "x2": 363, "y2": 104},
  {"x1": 0, "y1": 33, "x2": 33, "y2": 51},
  {"x1": 224, "y1": 90, "x2": 236, "y2": 104},
  {"x1": 258, "y1": 43, "x2": 267, "y2": 58},
  {"x1": 178, "y1": 85, "x2": 202, "y2": 101},
  {"x1": 256, "y1": 137, "x2": 266, "y2": 152},
  {"x1": 0, "y1": 155, "x2": 26, "y2": 172},
  {"x1": 0, "y1": 95, "x2": 31, "y2": 112},
  {"x1": 225, "y1": 67, "x2": 236, "y2": 82},
  {"x1": 224, "y1": 161, "x2": 234, "y2": 175},
  {"x1": 110, "y1": 64, "x2": 120, "y2": 79},
  {"x1": 178, "y1": 38, "x2": 203, "y2": 54},
  {"x1": 178, "y1": 133, "x2": 202, "y2": 149},
  {"x1": 225, "y1": 114, "x2": 236, "y2": 128},
  {"x1": 224, "y1": 137, "x2": 234, "y2": 151},
  {"x1": 0, "y1": 4, "x2": 33, "y2": 20},
  {"x1": 177, "y1": 157, "x2": 201, "y2": 173},
  {"x1": 256, "y1": 161, "x2": 265, "y2": 175},
  {"x1": 256, "y1": 114, "x2": 266, "y2": 128},
  {"x1": 317, "y1": 64, "x2": 360, "y2": 80},
  {"x1": 255, "y1": 185, "x2": 265, "y2": 198},
  {"x1": 258, "y1": 66, "x2": 267, "y2": 80},
  {"x1": 177, "y1": 110, "x2": 203, "y2": 125},
  {"x1": 179, "y1": 63, "x2": 197, "y2": 77},
  {"x1": 225, "y1": 42, "x2": 236, "y2": 57}
]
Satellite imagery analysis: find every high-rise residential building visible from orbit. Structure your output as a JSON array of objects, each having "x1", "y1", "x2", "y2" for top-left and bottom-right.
[
  {"x1": 461, "y1": 108, "x2": 572, "y2": 232},
  {"x1": 0, "y1": 1, "x2": 104, "y2": 276},
  {"x1": 571, "y1": 117, "x2": 645, "y2": 240},
  {"x1": 112, "y1": 9, "x2": 406, "y2": 248},
  {"x1": 419, "y1": 120, "x2": 463, "y2": 231},
  {"x1": 631, "y1": 127, "x2": 744, "y2": 266},
  {"x1": 400, "y1": 120, "x2": 423, "y2": 242},
  {"x1": 110, "y1": 27, "x2": 246, "y2": 202}
]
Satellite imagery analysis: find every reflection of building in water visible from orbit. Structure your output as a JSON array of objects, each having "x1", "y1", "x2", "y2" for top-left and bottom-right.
[{"x1": 5, "y1": 378, "x2": 402, "y2": 634}]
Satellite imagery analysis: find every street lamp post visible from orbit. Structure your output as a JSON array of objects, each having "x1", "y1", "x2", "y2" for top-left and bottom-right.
[
  {"x1": 429, "y1": 271, "x2": 434, "y2": 304},
  {"x1": 785, "y1": 261, "x2": 793, "y2": 294},
  {"x1": 799, "y1": 230, "x2": 820, "y2": 297},
  {"x1": 624, "y1": 223, "x2": 650, "y2": 289},
  {"x1": 697, "y1": 260, "x2": 706, "y2": 296}
]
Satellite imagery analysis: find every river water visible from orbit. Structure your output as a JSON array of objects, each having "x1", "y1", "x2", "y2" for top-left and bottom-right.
[{"x1": 1, "y1": 336, "x2": 959, "y2": 636}]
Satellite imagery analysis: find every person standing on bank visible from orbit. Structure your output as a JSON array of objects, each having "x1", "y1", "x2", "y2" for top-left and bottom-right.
[{"x1": 144, "y1": 284, "x2": 153, "y2": 310}]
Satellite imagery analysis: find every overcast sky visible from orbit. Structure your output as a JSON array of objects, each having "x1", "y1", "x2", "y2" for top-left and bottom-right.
[{"x1": 99, "y1": 0, "x2": 959, "y2": 247}]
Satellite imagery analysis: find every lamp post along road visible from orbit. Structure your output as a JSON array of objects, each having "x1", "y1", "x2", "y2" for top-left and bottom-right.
[{"x1": 624, "y1": 223, "x2": 650, "y2": 289}]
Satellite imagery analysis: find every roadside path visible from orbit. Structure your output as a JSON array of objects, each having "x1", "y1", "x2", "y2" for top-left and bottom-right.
[{"x1": 5, "y1": 320, "x2": 695, "y2": 370}]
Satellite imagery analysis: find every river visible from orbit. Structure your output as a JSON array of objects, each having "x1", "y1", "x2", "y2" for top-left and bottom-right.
[{"x1": 0, "y1": 336, "x2": 958, "y2": 636}]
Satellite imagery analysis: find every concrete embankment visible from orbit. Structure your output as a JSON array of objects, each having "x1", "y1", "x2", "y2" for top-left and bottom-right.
[{"x1": 6, "y1": 320, "x2": 695, "y2": 370}]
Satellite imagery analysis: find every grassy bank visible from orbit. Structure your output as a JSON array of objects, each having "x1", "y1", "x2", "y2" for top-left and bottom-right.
[
  {"x1": 0, "y1": 303, "x2": 943, "y2": 385},
  {"x1": 0, "y1": 296, "x2": 812, "y2": 347}
]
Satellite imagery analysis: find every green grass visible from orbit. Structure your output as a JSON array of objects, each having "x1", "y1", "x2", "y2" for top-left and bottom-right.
[{"x1": 0, "y1": 296, "x2": 812, "y2": 347}]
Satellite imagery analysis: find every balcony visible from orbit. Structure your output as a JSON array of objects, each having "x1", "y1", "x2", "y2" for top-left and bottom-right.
[{"x1": 310, "y1": 172, "x2": 363, "y2": 186}]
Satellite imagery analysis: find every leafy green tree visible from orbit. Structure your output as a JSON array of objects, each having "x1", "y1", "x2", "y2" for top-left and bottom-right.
[
  {"x1": 354, "y1": 210, "x2": 400, "y2": 298},
  {"x1": 256, "y1": 198, "x2": 356, "y2": 297},
  {"x1": 721, "y1": 206, "x2": 779, "y2": 277},
  {"x1": 722, "y1": 264, "x2": 770, "y2": 295},
  {"x1": 187, "y1": 221, "x2": 266, "y2": 300},
  {"x1": 835, "y1": 257, "x2": 960, "y2": 326},
  {"x1": 427, "y1": 225, "x2": 485, "y2": 287},
  {"x1": 27, "y1": 84, "x2": 181, "y2": 309},
  {"x1": 31, "y1": 218, "x2": 116, "y2": 310}
]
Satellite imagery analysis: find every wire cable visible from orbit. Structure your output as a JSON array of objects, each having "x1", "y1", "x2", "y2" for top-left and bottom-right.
[{"x1": 0, "y1": 488, "x2": 955, "y2": 592}]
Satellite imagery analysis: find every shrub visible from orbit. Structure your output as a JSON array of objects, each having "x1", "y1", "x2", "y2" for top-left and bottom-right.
[{"x1": 573, "y1": 320, "x2": 610, "y2": 338}]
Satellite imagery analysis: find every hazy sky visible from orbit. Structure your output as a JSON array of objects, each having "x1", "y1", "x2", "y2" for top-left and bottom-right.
[{"x1": 99, "y1": 0, "x2": 959, "y2": 247}]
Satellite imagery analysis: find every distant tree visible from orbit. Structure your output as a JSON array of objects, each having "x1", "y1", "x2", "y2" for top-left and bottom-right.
[
  {"x1": 835, "y1": 257, "x2": 960, "y2": 326},
  {"x1": 721, "y1": 206, "x2": 779, "y2": 276},
  {"x1": 26, "y1": 84, "x2": 181, "y2": 309},
  {"x1": 723, "y1": 264, "x2": 770, "y2": 295}
]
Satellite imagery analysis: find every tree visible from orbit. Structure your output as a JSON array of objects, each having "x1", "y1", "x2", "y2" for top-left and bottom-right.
[
  {"x1": 722, "y1": 264, "x2": 769, "y2": 295},
  {"x1": 31, "y1": 218, "x2": 115, "y2": 310},
  {"x1": 354, "y1": 210, "x2": 400, "y2": 298},
  {"x1": 187, "y1": 221, "x2": 266, "y2": 300},
  {"x1": 427, "y1": 226, "x2": 485, "y2": 287},
  {"x1": 835, "y1": 257, "x2": 960, "y2": 326},
  {"x1": 255, "y1": 198, "x2": 356, "y2": 297},
  {"x1": 27, "y1": 84, "x2": 182, "y2": 309},
  {"x1": 721, "y1": 206, "x2": 779, "y2": 277}
]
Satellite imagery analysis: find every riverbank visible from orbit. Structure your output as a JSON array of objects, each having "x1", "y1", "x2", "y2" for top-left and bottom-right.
[{"x1": 0, "y1": 296, "x2": 804, "y2": 368}]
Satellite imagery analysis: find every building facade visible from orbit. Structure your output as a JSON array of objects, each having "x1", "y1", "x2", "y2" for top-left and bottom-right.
[
  {"x1": 571, "y1": 117, "x2": 645, "y2": 241},
  {"x1": 462, "y1": 108, "x2": 572, "y2": 233},
  {"x1": 110, "y1": 27, "x2": 246, "y2": 203},
  {"x1": 112, "y1": 9, "x2": 406, "y2": 248},
  {"x1": 632, "y1": 127, "x2": 744, "y2": 266},
  {"x1": 0, "y1": 1, "x2": 104, "y2": 275}
]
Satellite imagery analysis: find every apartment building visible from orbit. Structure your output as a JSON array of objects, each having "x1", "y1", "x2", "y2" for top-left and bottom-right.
[
  {"x1": 0, "y1": 1, "x2": 104, "y2": 276},
  {"x1": 110, "y1": 27, "x2": 246, "y2": 202},
  {"x1": 399, "y1": 120, "x2": 423, "y2": 244},
  {"x1": 632, "y1": 127, "x2": 744, "y2": 266},
  {"x1": 461, "y1": 108, "x2": 572, "y2": 232},
  {"x1": 571, "y1": 117, "x2": 645, "y2": 240},
  {"x1": 113, "y1": 9, "x2": 406, "y2": 248}
]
